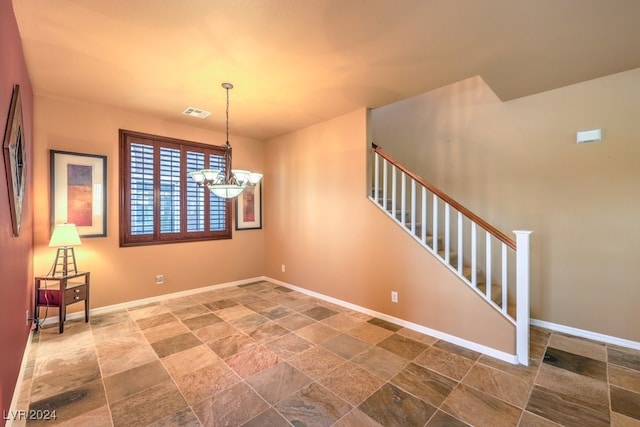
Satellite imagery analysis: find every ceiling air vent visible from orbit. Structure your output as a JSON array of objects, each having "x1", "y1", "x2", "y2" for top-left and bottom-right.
[{"x1": 182, "y1": 107, "x2": 211, "y2": 119}]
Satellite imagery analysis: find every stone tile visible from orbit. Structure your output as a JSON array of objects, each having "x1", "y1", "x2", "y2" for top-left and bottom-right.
[
  {"x1": 351, "y1": 346, "x2": 408, "y2": 381},
  {"x1": 103, "y1": 360, "x2": 170, "y2": 403},
  {"x1": 536, "y1": 359, "x2": 609, "y2": 412},
  {"x1": 141, "y1": 320, "x2": 190, "y2": 344},
  {"x1": 526, "y1": 385, "x2": 610, "y2": 427},
  {"x1": 442, "y1": 383, "x2": 522, "y2": 427},
  {"x1": 55, "y1": 405, "x2": 113, "y2": 427},
  {"x1": 610, "y1": 412, "x2": 640, "y2": 427},
  {"x1": 241, "y1": 408, "x2": 291, "y2": 427},
  {"x1": 230, "y1": 312, "x2": 271, "y2": 331},
  {"x1": 246, "y1": 362, "x2": 312, "y2": 404},
  {"x1": 543, "y1": 346, "x2": 607, "y2": 381},
  {"x1": 161, "y1": 295, "x2": 199, "y2": 312},
  {"x1": 359, "y1": 383, "x2": 436, "y2": 427},
  {"x1": 367, "y1": 317, "x2": 402, "y2": 332},
  {"x1": 519, "y1": 410, "x2": 563, "y2": 427},
  {"x1": 414, "y1": 346, "x2": 475, "y2": 381},
  {"x1": 289, "y1": 346, "x2": 346, "y2": 380},
  {"x1": 91, "y1": 320, "x2": 139, "y2": 343},
  {"x1": 611, "y1": 385, "x2": 640, "y2": 422},
  {"x1": 397, "y1": 327, "x2": 438, "y2": 345},
  {"x1": 128, "y1": 303, "x2": 169, "y2": 320},
  {"x1": 225, "y1": 345, "x2": 281, "y2": 378},
  {"x1": 135, "y1": 312, "x2": 177, "y2": 330},
  {"x1": 207, "y1": 332, "x2": 258, "y2": 358},
  {"x1": 150, "y1": 332, "x2": 202, "y2": 358},
  {"x1": 302, "y1": 305, "x2": 339, "y2": 321},
  {"x1": 276, "y1": 313, "x2": 316, "y2": 331},
  {"x1": 193, "y1": 382, "x2": 268, "y2": 427},
  {"x1": 390, "y1": 362, "x2": 457, "y2": 407},
  {"x1": 334, "y1": 408, "x2": 382, "y2": 427},
  {"x1": 259, "y1": 304, "x2": 294, "y2": 320},
  {"x1": 609, "y1": 345, "x2": 640, "y2": 372},
  {"x1": 89, "y1": 310, "x2": 132, "y2": 329},
  {"x1": 193, "y1": 321, "x2": 237, "y2": 343},
  {"x1": 610, "y1": 363, "x2": 640, "y2": 393},
  {"x1": 321, "y1": 333, "x2": 371, "y2": 359},
  {"x1": 181, "y1": 313, "x2": 223, "y2": 330},
  {"x1": 477, "y1": 355, "x2": 539, "y2": 384},
  {"x1": 148, "y1": 407, "x2": 201, "y2": 427},
  {"x1": 276, "y1": 382, "x2": 352, "y2": 426},
  {"x1": 27, "y1": 380, "x2": 107, "y2": 427},
  {"x1": 296, "y1": 322, "x2": 341, "y2": 344},
  {"x1": 245, "y1": 298, "x2": 278, "y2": 312},
  {"x1": 110, "y1": 380, "x2": 188, "y2": 427},
  {"x1": 161, "y1": 344, "x2": 220, "y2": 378},
  {"x1": 462, "y1": 363, "x2": 531, "y2": 408},
  {"x1": 547, "y1": 333, "x2": 607, "y2": 362},
  {"x1": 265, "y1": 333, "x2": 313, "y2": 359},
  {"x1": 433, "y1": 340, "x2": 481, "y2": 361},
  {"x1": 172, "y1": 357, "x2": 241, "y2": 404},
  {"x1": 376, "y1": 333, "x2": 427, "y2": 360},
  {"x1": 426, "y1": 410, "x2": 470, "y2": 426},
  {"x1": 171, "y1": 304, "x2": 211, "y2": 320},
  {"x1": 204, "y1": 298, "x2": 238, "y2": 311},
  {"x1": 31, "y1": 346, "x2": 101, "y2": 402},
  {"x1": 95, "y1": 332, "x2": 158, "y2": 377},
  {"x1": 275, "y1": 285, "x2": 293, "y2": 293},
  {"x1": 346, "y1": 322, "x2": 394, "y2": 344},
  {"x1": 215, "y1": 305, "x2": 256, "y2": 322},
  {"x1": 322, "y1": 312, "x2": 363, "y2": 331},
  {"x1": 319, "y1": 362, "x2": 385, "y2": 406}
]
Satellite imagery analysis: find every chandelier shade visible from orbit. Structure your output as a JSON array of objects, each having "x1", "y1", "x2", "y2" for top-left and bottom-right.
[{"x1": 188, "y1": 83, "x2": 262, "y2": 199}]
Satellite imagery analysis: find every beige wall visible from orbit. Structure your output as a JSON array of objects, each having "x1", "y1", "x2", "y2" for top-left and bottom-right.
[
  {"x1": 264, "y1": 109, "x2": 515, "y2": 354},
  {"x1": 372, "y1": 70, "x2": 640, "y2": 342},
  {"x1": 33, "y1": 95, "x2": 265, "y2": 309}
]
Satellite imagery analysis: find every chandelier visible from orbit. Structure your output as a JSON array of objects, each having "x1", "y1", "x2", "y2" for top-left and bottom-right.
[{"x1": 188, "y1": 82, "x2": 262, "y2": 198}]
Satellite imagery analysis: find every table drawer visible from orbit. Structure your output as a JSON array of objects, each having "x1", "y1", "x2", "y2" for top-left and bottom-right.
[{"x1": 65, "y1": 285, "x2": 86, "y2": 304}]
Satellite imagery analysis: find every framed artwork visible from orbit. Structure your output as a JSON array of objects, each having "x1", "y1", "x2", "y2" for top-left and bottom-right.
[
  {"x1": 3, "y1": 84, "x2": 26, "y2": 237},
  {"x1": 235, "y1": 182, "x2": 262, "y2": 230},
  {"x1": 51, "y1": 150, "x2": 107, "y2": 237}
]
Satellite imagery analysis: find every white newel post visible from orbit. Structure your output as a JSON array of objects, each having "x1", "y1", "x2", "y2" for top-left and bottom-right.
[{"x1": 514, "y1": 230, "x2": 533, "y2": 365}]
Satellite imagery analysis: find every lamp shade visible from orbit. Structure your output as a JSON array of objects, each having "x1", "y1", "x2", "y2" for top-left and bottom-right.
[{"x1": 49, "y1": 224, "x2": 82, "y2": 247}]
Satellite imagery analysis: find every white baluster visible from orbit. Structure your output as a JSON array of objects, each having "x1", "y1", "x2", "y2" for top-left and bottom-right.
[
  {"x1": 401, "y1": 173, "x2": 406, "y2": 226},
  {"x1": 457, "y1": 212, "x2": 463, "y2": 275},
  {"x1": 374, "y1": 153, "x2": 380, "y2": 204},
  {"x1": 501, "y1": 243, "x2": 508, "y2": 314},
  {"x1": 421, "y1": 187, "x2": 427, "y2": 244},
  {"x1": 486, "y1": 232, "x2": 492, "y2": 302},
  {"x1": 391, "y1": 165, "x2": 396, "y2": 216},
  {"x1": 444, "y1": 204, "x2": 450, "y2": 264},
  {"x1": 411, "y1": 179, "x2": 416, "y2": 234},
  {"x1": 432, "y1": 195, "x2": 439, "y2": 253},
  {"x1": 471, "y1": 223, "x2": 477, "y2": 287},
  {"x1": 382, "y1": 158, "x2": 388, "y2": 209}
]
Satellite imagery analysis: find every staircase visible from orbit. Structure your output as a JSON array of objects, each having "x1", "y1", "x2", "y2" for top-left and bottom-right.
[{"x1": 369, "y1": 143, "x2": 532, "y2": 365}]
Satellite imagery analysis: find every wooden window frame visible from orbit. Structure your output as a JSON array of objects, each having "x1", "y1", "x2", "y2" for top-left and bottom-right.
[{"x1": 119, "y1": 129, "x2": 231, "y2": 247}]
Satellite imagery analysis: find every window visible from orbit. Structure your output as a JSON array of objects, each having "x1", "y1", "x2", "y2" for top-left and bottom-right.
[{"x1": 119, "y1": 130, "x2": 230, "y2": 246}]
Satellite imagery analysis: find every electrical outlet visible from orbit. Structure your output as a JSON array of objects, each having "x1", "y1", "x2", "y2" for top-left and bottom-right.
[
  {"x1": 281, "y1": 264, "x2": 286, "y2": 273},
  {"x1": 156, "y1": 275, "x2": 164, "y2": 285},
  {"x1": 391, "y1": 291, "x2": 398, "y2": 303}
]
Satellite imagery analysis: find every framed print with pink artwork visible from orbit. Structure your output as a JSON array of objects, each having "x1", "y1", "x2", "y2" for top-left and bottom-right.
[
  {"x1": 235, "y1": 182, "x2": 262, "y2": 230},
  {"x1": 50, "y1": 150, "x2": 107, "y2": 237}
]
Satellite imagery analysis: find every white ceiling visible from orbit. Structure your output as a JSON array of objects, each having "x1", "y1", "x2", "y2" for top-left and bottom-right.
[{"x1": 12, "y1": 0, "x2": 640, "y2": 140}]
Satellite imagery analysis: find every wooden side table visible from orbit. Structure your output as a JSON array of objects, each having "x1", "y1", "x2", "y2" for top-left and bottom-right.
[{"x1": 34, "y1": 271, "x2": 90, "y2": 333}]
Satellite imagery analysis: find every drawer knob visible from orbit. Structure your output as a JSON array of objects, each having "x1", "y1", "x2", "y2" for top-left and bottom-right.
[
  {"x1": 74, "y1": 289, "x2": 80, "y2": 293},
  {"x1": 74, "y1": 296, "x2": 80, "y2": 300}
]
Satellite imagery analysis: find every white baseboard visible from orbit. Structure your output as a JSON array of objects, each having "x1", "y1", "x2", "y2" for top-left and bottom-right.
[
  {"x1": 36, "y1": 277, "x2": 264, "y2": 327},
  {"x1": 530, "y1": 318, "x2": 640, "y2": 351},
  {"x1": 7, "y1": 329, "x2": 34, "y2": 427},
  {"x1": 265, "y1": 276, "x2": 520, "y2": 365}
]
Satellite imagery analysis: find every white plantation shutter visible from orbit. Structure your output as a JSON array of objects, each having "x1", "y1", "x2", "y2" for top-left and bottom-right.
[{"x1": 120, "y1": 130, "x2": 231, "y2": 246}]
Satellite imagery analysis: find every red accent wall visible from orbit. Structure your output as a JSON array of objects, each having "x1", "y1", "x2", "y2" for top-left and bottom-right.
[{"x1": 0, "y1": 0, "x2": 34, "y2": 421}]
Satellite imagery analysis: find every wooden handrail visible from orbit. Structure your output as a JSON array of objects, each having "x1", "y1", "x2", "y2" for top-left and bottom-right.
[{"x1": 372, "y1": 143, "x2": 516, "y2": 250}]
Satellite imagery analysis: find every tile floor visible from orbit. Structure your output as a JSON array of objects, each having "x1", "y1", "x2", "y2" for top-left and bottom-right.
[{"x1": 12, "y1": 280, "x2": 640, "y2": 426}]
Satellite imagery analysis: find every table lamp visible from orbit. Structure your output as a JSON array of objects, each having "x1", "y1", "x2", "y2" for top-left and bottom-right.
[{"x1": 49, "y1": 223, "x2": 82, "y2": 276}]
